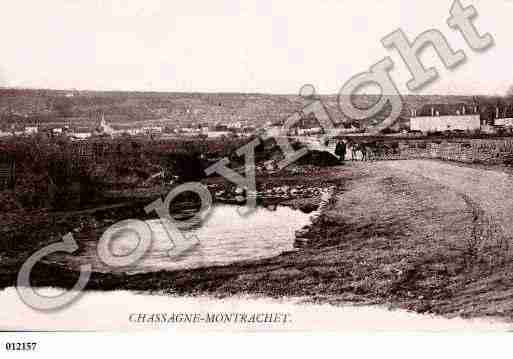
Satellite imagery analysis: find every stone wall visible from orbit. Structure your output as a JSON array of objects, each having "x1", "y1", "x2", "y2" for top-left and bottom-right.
[{"x1": 394, "y1": 138, "x2": 513, "y2": 165}]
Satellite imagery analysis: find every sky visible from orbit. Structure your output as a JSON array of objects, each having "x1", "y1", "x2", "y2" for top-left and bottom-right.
[{"x1": 0, "y1": 0, "x2": 512, "y2": 95}]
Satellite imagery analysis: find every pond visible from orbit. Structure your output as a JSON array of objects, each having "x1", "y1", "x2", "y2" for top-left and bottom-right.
[{"x1": 49, "y1": 204, "x2": 313, "y2": 274}]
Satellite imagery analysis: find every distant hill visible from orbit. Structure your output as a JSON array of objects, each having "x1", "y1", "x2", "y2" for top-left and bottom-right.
[{"x1": 0, "y1": 88, "x2": 506, "y2": 131}]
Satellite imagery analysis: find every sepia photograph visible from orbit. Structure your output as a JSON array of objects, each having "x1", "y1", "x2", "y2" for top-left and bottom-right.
[{"x1": 0, "y1": 0, "x2": 513, "y2": 356}]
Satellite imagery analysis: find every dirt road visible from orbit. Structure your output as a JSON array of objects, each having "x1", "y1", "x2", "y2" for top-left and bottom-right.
[{"x1": 370, "y1": 160, "x2": 513, "y2": 235}]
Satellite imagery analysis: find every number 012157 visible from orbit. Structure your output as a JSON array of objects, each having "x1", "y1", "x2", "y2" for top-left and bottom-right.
[{"x1": 5, "y1": 342, "x2": 38, "y2": 351}]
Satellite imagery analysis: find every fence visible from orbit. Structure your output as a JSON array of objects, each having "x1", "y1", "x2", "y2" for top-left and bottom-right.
[
  {"x1": 379, "y1": 138, "x2": 513, "y2": 165},
  {"x1": 0, "y1": 159, "x2": 15, "y2": 190}
]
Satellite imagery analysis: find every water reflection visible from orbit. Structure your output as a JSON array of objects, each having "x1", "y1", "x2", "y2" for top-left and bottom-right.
[{"x1": 51, "y1": 205, "x2": 312, "y2": 274}]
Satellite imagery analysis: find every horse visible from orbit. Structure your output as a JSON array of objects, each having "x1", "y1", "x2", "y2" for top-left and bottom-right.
[
  {"x1": 347, "y1": 141, "x2": 358, "y2": 161},
  {"x1": 349, "y1": 141, "x2": 397, "y2": 161},
  {"x1": 350, "y1": 142, "x2": 367, "y2": 161}
]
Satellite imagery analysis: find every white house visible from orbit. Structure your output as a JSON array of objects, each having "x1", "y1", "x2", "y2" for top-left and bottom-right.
[
  {"x1": 492, "y1": 105, "x2": 513, "y2": 128},
  {"x1": 207, "y1": 131, "x2": 231, "y2": 138},
  {"x1": 24, "y1": 126, "x2": 38, "y2": 135},
  {"x1": 71, "y1": 132, "x2": 92, "y2": 140},
  {"x1": 410, "y1": 103, "x2": 481, "y2": 133}
]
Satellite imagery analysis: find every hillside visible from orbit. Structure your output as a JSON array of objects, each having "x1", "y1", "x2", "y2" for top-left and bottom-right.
[{"x1": 0, "y1": 88, "x2": 503, "y2": 131}]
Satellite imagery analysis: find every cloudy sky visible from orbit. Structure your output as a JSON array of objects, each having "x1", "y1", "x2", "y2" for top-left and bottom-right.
[{"x1": 0, "y1": 0, "x2": 511, "y2": 95}]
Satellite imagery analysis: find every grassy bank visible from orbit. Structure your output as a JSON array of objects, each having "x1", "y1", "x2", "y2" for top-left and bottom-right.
[{"x1": 0, "y1": 165, "x2": 343, "y2": 284}]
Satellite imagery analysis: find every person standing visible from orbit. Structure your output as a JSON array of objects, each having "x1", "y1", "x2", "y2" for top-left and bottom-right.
[{"x1": 335, "y1": 140, "x2": 346, "y2": 163}]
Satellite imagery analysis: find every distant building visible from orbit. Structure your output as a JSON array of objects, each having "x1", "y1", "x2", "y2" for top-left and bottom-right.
[
  {"x1": 265, "y1": 125, "x2": 286, "y2": 138},
  {"x1": 65, "y1": 90, "x2": 80, "y2": 98},
  {"x1": 495, "y1": 117, "x2": 513, "y2": 127},
  {"x1": 70, "y1": 126, "x2": 92, "y2": 140},
  {"x1": 141, "y1": 126, "x2": 163, "y2": 135},
  {"x1": 24, "y1": 126, "x2": 38, "y2": 135},
  {"x1": 228, "y1": 121, "x2": 243, "y2": 130},
  {"x1": 296, "y1": 127, "x2": 322, "y2": 136},
  {"x1": 126, "y1": 128, "x2": 144, "y2": 136},
  {"x1": 489, "y1": 104, "x2": 513, "y2": 129},
  {"x1": 181, "y1": 127, "x2": 201, "y2": 137},
  {"x1": 410, "y1": 103, "x2": 481, "y2": 133},
  {"x1": 96, "y1": 114, "x2": 115, "y2": 136},
  {"x1": 206, "y1": 131, "x2": 231, "y2": 138}
]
